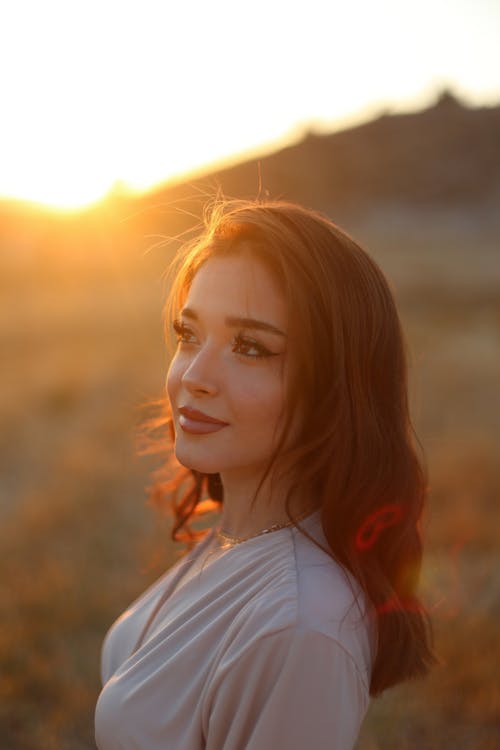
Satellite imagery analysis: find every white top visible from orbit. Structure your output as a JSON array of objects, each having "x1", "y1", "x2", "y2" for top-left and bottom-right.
[{"x1": 95, "y1": 511, "x2": 375, "y2": 750}]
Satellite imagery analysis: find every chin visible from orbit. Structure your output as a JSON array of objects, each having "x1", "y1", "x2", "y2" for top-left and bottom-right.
[{"x1": 174, "y1": 445, "x2": 224, "y2": 476}]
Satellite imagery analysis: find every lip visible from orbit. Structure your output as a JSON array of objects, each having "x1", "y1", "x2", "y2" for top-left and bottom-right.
[{"x1": 178, "y1": 406, "x2": 229, "y2": 435}]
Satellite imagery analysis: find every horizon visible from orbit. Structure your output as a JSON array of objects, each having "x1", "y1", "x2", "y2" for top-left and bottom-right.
[
  {"x1": 1, "y1": 88, "x2": 496, "y2": 218},
  {"x1": 1, "y1": 0, "x2": 499, "y2": 210}
]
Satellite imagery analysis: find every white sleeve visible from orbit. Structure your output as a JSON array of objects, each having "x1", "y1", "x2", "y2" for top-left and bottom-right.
[{"x1": 203, "y1": 626, "x2": 370, "y2": 750}]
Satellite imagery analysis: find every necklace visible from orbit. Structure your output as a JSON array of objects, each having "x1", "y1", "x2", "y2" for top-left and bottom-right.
[{"x1": 215, "y1": 509, "x2": 313, "y2": 550}]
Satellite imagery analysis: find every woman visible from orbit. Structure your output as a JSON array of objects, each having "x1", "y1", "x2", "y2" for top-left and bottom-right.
[{"x1": 95, "y1": 200, "x2": 434, "y2": 750}]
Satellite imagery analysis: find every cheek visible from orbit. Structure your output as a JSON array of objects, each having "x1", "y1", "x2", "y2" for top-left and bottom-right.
[
  {"x1": 234, "y1": 372, "x2": 286, "y2": 423},
  {"x1": 166, "y1": 355, "x2": 182, "y2": 407}
]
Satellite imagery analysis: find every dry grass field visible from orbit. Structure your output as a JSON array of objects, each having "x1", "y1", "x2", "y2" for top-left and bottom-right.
[{"x1": 1, "y1": 203, "x2": 499, "y2": 749}]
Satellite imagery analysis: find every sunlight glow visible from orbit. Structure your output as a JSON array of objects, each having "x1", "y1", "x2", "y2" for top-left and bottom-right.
[{"x1": 0, "y1": 0, "x2": 499, "y2": 209}]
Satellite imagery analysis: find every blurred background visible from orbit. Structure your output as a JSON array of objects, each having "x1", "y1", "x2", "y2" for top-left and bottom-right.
[{"x1": 1, "y1": 1, "x2": 499, "y2": 748}]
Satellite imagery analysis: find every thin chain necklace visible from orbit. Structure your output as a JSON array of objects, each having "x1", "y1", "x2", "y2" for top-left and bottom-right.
[{"x1": 215, "y1": 509, "x2": 313, "y2": 550}]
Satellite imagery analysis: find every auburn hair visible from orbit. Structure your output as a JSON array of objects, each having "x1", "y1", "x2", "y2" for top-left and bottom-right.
[{"x1": 149, "y1": 198, "x2": 435, "y2": 695}]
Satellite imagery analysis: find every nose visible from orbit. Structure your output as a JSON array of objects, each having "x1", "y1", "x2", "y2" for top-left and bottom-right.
[{"x1": 181, "y1": 346, "x2": 219, "y2": 397}]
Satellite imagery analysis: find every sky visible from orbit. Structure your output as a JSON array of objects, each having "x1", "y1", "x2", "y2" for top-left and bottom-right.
[{"x1": 1, "y1": 0, "x2": 499, "y2": 209}]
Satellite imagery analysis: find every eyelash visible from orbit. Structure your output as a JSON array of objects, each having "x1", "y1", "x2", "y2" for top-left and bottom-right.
[
  {"x1": 173, "y1": 319, "x2": 197, "y2": 345},
  {"x1": 233, "y1": 333, "x2": 275, "y2": 359},
  {"x1": 172, "y1": 320, "x2": 278, "y2": 359}
]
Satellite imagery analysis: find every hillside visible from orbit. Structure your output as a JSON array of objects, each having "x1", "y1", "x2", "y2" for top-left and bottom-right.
[
  {"x1": 1, "y1": 91, "x2": 500, "y2": 278},
  {"x1": 143, "y1": 90, "x2": 500, "y2": 218}
]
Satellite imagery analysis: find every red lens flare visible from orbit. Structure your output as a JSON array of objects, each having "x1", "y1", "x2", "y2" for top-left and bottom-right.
[{"x1": 355, "y1": 504, "x2": 404, "y2": 551}]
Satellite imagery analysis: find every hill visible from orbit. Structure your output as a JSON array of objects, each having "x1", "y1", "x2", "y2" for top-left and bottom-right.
[
  {"x1": 2, "y1": 91, "x2": 500, "y2": 277},
  {"x1": 142, "y1": 90, "x2": 500, "y2": 218}
]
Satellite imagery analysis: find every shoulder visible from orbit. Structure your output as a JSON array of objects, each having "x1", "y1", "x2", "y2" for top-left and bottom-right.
[
  {"x1": 216, "y1": 514, "x2": 375, "y2": 684},
  {"x1": 292, "y1": 517, "x2": 370, "y2": 632},
  {"x1": 293, "y1": 520, "x2": 375, "y2": 683}
]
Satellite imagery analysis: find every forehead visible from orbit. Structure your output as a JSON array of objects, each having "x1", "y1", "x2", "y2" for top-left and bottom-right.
[{"x1": 183, "y1": 254, "x2": 287, "y2": 328}]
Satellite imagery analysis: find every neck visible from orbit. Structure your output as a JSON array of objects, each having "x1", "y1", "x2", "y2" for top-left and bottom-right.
[{"x1": 217, "y1": 468, "x2": 312, "y2": 538}]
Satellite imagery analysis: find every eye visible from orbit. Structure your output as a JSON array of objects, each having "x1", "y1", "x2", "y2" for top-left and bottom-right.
[
  {"x1": 233, "y1": 333, "x2": 277, "y2": 359},
  {"x1": 172, "y1": 319, "x2": 198, "y2": 345}
]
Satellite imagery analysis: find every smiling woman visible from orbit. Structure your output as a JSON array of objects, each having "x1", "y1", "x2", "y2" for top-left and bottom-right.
[
  {"x1": 167, "y1": 254, "x2": 289, "y2": 484},
  {"x1": 95, "y1": 199, "x2": 435, "y2": 750}
]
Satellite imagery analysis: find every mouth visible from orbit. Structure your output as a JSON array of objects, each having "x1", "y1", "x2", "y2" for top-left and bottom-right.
[{"x1": 178, "y1": 406, "x2": 229, "y2": 435}]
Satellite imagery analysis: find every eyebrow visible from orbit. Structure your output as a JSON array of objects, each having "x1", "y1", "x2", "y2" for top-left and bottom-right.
[{"x1": 181, "y1": 307, "x2": 286, "y2": 337}]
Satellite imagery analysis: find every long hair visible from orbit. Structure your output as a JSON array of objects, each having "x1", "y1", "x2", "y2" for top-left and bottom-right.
[{"x1": 150, "y1": 198, "x2": 435, "y2": 695}]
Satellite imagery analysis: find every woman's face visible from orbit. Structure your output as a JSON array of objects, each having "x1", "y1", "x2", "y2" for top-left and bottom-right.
[{"x1": 167, "y1": 253, "x2": 289, "y2": 484}]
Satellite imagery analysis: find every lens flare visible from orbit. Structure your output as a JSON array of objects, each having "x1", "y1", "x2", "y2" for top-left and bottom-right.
[{"x1": 355, "y1": 504, "x2": 404, "y2": 551}]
